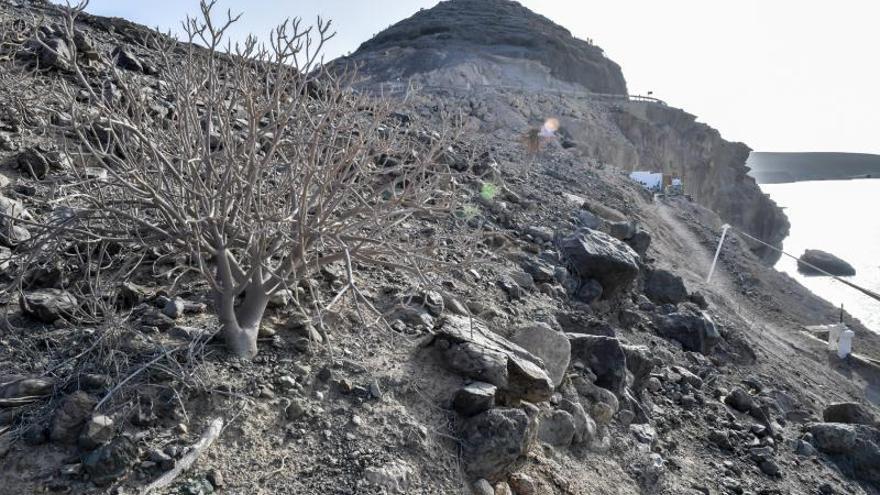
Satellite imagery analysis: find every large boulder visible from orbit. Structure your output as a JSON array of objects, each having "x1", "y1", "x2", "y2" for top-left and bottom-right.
[
  {"x1": 567, "y1": 334, "x2": 627, "y2": 396},
  {"x1": 431, "y1": 316, "x2": 553, "y2": 403},
  {"x1": 653, "y1": 304, "x2": 720, "y2": 354},
  {"x1": 536, "y1": 409, "x2": 576, "y2": 447},
  {"x1": 508, "y1": 323, "x2": 570, "y2": 387},
  {"x1": 453, "y1": 382, "x2": 497, "y2": 417},
  {"x1": 643, "y1": 268, "x2": 688, "y2": 305},
  {"x1": 20, "y1": 289, "x2": 78, "y2": 323},
  {"x1": 559, "y1": 229, "x2": 640, "y2": 297},
  {"x1": 810, "y1": 423, "x2": 880, "y2": 484},
  {"x1": 797, "y1": 249, "x2": 856, "y2": 276},
  {"x1": 823, "y1": 402, "x2": 877, "y2": 426},
  {"x1": 460, "y1": 408, "x2": 534, "y2": 481}
]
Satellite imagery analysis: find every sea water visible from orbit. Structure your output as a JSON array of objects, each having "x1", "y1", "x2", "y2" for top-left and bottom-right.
[{"x1": 761, "y1": 179, "x2": 880, "y2": 333}]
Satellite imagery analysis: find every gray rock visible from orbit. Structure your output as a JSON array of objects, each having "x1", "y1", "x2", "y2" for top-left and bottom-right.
[
  {"x1": 626, "y1": 229, "x2": 652, "y2": 256},
  {"x1": 653, "y1": 304, "x2": 720, "y2": 354},
  {"x1": 432, "y1": 316, "x2": 553, "y2": 403},
  {"x1": 522, "y1": 259, "x2": 556, "y2": 283},
  {"x1": 82, "y1": 436, "x2": 137, "y2": 486},
  {"x1": 112, "y1": 46, "x2": 145, "y2": 73},
  {"x1": 363, "y1": 460, "x2": 414, "y2": 493},
  {"x1": 460, "y1": 408, "x2": 533, "y2": 481},
  {"x1": 509, "y1": 323, "x2": 570, "y2": 387},
  {"x1": 643, "y1": 268, "x2": 689, "y2": 305},
  {"x1": 794, "y1": 439, "x2": 815, "y2": 456},
  {"x1": 572, "y1": 278, "x2": 603, "y2": 303},
  {"x1": 591, "y1": 401, "x2": 615, "y2": 425},
  {"x1": 568, "y1": 334, "x2": 627, "y2": 396},
  {"x1": 32, "y1": 37, "x2": 73, "y2": 71},
  {"x1": 576, "y1": 210, "x2": 602, "y2": 229},
  {"x1": 555, "y1": 311, "x2": 616, "y2": 337},
  {"x1": 0, "y1": 194, "x2": 32, "y2": 247},
  {"x1": 15, "y1": 148, "x2": 70, "y2": 180},
  {"x1": 50, "y1": 391, "x2": 96, "y2": 444},
  {"x1": 268, "y1": 289, "x2": 296, "y2": 308},
  {"x1": 671, "y1": 366, "x2": 703, "y2": 389},
  {"x1": 621, "y1": 345, "x2": 654, "y2": 392},
  {"x1": 537, "y1": 409, "x2": 576, "y2": 447},
  {"x1": 708, "y1": 429, "x2": 733, "y2": 450},
  {"x1": 524, "y1": 226, "x2": 553, "y2": 243},
  {"x1": 21, "y1": 289, "x2": 78, "y2": 323},
  {"x1": 559, "y1": 229, "x2": 640, "y2": 297},
  {"x1": 559, "y1": 398, "x2": 595, "y2": 445},
  {"x1": 606, "y1": 220, "x2": 635, "y2": 240},
  {"x1": 0, "y1": 376, "x2": 54, "y2": 398},
  {"x1": 162, "y1": 297, "x2": 186, "y2": 319},
  {"x1": 797, "y1": 249, "x2": 856, "y2": 276},
  {"x1": 453, "y1": 382, "x2": 496, "y2": 417},
  {"x1": 810, "y1": 422, "x2": 859, "y2": 454},
  {"x1": 724, "y1": 387, "x2": 755, "y2": 414},
  {"x1": 472, "y1": 479, "x2": 494, "y2": 495},
  {"x1": 78, "y1": 415, "x2": 114, "y2": 450},
  {"x1": 759, "y1": 458, "x2": 780, "y2": 477},
  {"x1": 286, "y1": 398, "x2": 308, "y2": 420},
  {"x1": 822, "y1": 402, "x2": 877, "y2": 426},
  {"x1": 508, "y1": 473, "x2": 539, "y2": 495}
]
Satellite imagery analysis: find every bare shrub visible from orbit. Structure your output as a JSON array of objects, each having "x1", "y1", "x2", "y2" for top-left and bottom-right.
[{"x1": 23, "y1": 1, "x2": 459, "y2": 358}]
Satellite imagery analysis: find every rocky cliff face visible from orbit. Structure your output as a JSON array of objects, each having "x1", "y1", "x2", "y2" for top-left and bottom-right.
[
  {"x1": 340, "y1": 0, "x2": 789, "y2": 262},
  {"x1": 607, "y1": 103, "x2": 790, "y2": 261}
]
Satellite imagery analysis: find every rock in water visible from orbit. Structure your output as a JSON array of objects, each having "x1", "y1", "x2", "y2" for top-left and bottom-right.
[
  {"x1": 559, "y1": 230, "x2": 640, "y2": 297},
  {"x1": 460, "y1": 408, "x2": 533, "y2": 481},
  {"x1": 797, "y1": 249, "x2": 856, "y2": 276}
]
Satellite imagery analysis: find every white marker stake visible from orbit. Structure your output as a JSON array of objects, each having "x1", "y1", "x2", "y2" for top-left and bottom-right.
[{"x1": 706, "y1": 224, "x2": 731, "y2": 283}]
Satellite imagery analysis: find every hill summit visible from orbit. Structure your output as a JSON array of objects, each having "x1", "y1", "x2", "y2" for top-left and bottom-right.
[{"x1": 342, "y1": 0, "x2": 627, "y2": 93}]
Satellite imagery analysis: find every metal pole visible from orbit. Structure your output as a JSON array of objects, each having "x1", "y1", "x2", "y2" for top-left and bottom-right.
[{"x1": 706, "y1": 224, "x2": 731, "y2": 283}]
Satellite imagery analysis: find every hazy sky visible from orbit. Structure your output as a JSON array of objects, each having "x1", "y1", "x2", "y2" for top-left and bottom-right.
[{"x1": 83, "y1": 0, "x2": 880, "y2": 154}]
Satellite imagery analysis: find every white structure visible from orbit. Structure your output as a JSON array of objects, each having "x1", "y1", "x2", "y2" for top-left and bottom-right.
[
  {"x1": 837, "y1": 328, "x2": 854, "y2": 359},
  {"x1": 629, "y1": 171, "x2": 663, "y2": 191}
]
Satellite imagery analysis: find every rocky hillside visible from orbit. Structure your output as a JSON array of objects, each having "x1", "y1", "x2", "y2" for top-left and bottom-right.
[
  {"x1": 0, "y1": 2, "x2": 878, "y2": 495},
  {"x1": 340, "y1": 0, "x2": 789, "y2": 263}
]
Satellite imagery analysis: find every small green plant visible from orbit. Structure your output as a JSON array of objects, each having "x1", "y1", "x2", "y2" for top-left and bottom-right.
[
  {"x1": 480, "y1": 182, "x2": 498, "y2": 201},
  {"x1": 455, "y1": 204, "x2": 480, "y2": 221}
]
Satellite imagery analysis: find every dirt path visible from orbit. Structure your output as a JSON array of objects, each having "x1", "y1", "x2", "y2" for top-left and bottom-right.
[{"x1": 651, "y1": 198, "x2": 880, "y2": 408}]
